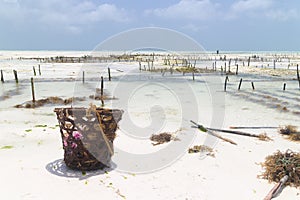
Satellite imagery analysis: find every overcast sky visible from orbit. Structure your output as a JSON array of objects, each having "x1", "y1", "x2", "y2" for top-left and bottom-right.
[{"x1": 0, "y1": 0, "x2": 299, "y2": 51}]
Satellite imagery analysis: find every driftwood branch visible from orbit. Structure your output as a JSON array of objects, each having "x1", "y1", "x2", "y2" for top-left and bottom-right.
[
  {"x1": 190, "y1": 120, "x2": 237, "y2": 145},
  {"x1": 264, "y1": 175, "x2": 289, "y2": 200},
  {"x1": 229, "y1": 126, "x2": 277, "y2": 130},
  {"x1": 190, "y1": 121, "x2": 264, "y2": 138}
]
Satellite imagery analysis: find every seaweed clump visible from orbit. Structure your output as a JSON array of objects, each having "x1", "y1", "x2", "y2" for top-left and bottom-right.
[
  {"x1": 150, "y1": 132, "x2": 179, "y2": 146},
  {"x1": 260, "y1": 150, "x2": 300, "y2": 187},
  {"x1": 278, "y1": 125, "x2": 300, "y2": 141},
  {"x1": 188, "y1": 145, "x2": 215, "y2": 157},
  {"x1": 258, "y1": 133, "x2": 272, "y2": 141},
  {"x1": 14, "y1": 96, "x2": 85, "y2": 108}
]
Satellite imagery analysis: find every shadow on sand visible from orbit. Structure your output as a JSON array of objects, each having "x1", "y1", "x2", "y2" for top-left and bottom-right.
[{"x1": 45, "y1": 159, "x2": 116, "y2": 180}]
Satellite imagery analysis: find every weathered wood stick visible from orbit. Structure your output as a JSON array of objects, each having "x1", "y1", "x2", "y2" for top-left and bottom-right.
[
  {"x1": 283, "y1": 83, "x2": 286, "y2": 91},
  {"x1": 190, "y1": 120, "x2": 263, "y2": 138},
  {"x1": 108, "y1": 67, "x2": 111, "y2": 81},
  {"x1": 229, "y1": 126, "x2": 277, "y2": 129},
  {"x1": 1, "y1": 70, "x2": 4, "y2": 83},
  {"x1": 190, "y1": 120, "x2": 237, "y2": 145},
  {"x1": 31, "y1": 77, "x2": 35, "y2": 103},
  {"x1": 207, "y1": 130, "x2": 237, "y2": 145},
  {"x1": 38, "y1": 64, "x2": 41, "y2": 75},
  {"x1": 100, "y1": 76, "x2": 104, "y2": 96},
  {"x1": 238, "y1": 78, "x2": 242, "y2": 90},
  {"x1": 264, "y1": 175, "x2": 288, "y2": 200},
  {"x1": 224, "y1": 76, "x2": 229, "y2": 92},
  {"x1": 207, "y1": 127, "x2": 261, "y2": 138},
  {"x1": 251, "y1": 82, "x2": 255, "y2": 90},
  {"x1": 13, "y1": 70, "x2": 18, "y2": 84},
  {"x1": 248, "y1": 57, "x2": 250, "y2": 66},
  {"x1": 297, "y1": 64, "x2": 300, "y2": 89},
  {"x1": 82, "y1": 71, "x2": 85, "y2": 84},
  {"x1": 33, "y1": 66, "x2": 36, "y2": 76}
]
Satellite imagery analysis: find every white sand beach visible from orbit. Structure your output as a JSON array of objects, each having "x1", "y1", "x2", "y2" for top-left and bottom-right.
[{"x1": 0, "y1": 51, "x2": 300, "y2": 200}]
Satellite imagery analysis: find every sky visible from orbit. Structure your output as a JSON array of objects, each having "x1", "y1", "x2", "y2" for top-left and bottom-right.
[{"x1": 0, "y1": 0, "x2": 300, "y2": 51}]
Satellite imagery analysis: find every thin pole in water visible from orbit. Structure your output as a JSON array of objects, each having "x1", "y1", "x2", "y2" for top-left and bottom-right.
[
  {"x1": 238, "y1": 78, "x2": 243, "y2": 90},
  {"x1": 13, "y1": 70, "x2": 18, "y2": 84},
  {"x1": 31, "y1": 77, "x2": 35, "y2": 103},
  {"x1": 101, "y1": 76, "x2": 104, "y2": 96},
  {"x1": 224, "y1": 76, "x2": 229, "y2": 92},
  {"x1": 297, "y1": 64, "x2": 300, "y2": 89},
  {"x1": 82, "y1": 71, "x2": 85, "y2": 84},
  {"x1": 1, "y1": 70, "x2": 4, "y2": 83},
  {"x1": 251, "y1": 82, "x2": 255, "y2": 90},
  {"x1": 33, "y1": 66, "x2": 36, "y2": 76},
  {"x1": 38, "y1": 65, "x2": 41, "y2": 75},
  {"x1": 108, "y1": 67, "x2": 111, "y2": 81}
]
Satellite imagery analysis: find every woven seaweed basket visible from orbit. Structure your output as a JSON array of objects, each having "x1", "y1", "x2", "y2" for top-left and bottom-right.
[{"x1": 54, "y1": 107, "x2": 123, "y2": 171}]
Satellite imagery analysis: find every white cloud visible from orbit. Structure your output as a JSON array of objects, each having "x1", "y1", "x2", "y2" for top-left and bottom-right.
[
  {"x1": 145, "y1": 0, "x2": 219, "y2": 21},
  {"x1": 81, "y1": 4, "x2": 129, "y2": 23},
  {"x1": 182, "y1": 23, "x2": 207, "y2": 32},
  {"x1": 231, "y1": 0, "x2": 273, "y2": 12},
  {"x1": 229, "y1": 0, "x2": 300, "y2": 21},
  {"x1": 266, "y1": 9, "x2": 299, "y2": 21},
  {"x1": 0, "y1": 0, "x2": 130, "y2": 33}
]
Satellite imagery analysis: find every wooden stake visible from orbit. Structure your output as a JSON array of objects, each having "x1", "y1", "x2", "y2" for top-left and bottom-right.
[
  {"x1": 297, "y1": 64, "x2": 300, "y2": 89},
  {"x1": 251, "y1": 82, "x2": 255, "y2": 90},
  {"x1": 38, "y1": 65, "x2": 41, "y2": 75},
  {"x1": 1, "y1": 70, "x2": 4, "y2": 83},
  {"x1": 192, "y1": 71, "x2": 195, "y2": 81},
  {"x1": 31, "y1": 77, "x2": 35, "y2": 103},
  {"x1": 224, "y1": 76, "x2": 229, "y2": 92},
  {"x1": 33, "y1": 66, "x2": 36, "y2": 76},
  {"x1": 273, "y1": 60, "x2": 276, "y2": 70},
  {"x1": 283, "y1": 83, "x2": 286, "y2": 91},
  {"x1": 82, "y1": 71, "x2": 85, "y2": 84},
  {"x1": 13, "y1": 70, "x2": 18, "y2": 84},
  {"x1": 108, "y1": 67, "x2": 111, "y2": 81},
  {"x1": 100, "y1": 76, "x2": 104, "y2": 96},
  {"x1": 248, "y1": 57, "x2": 250, "y2": 66},
  {"x1": 236, "y1": 64, "x2": 239, "y2": 75},
  {"x1": 238, "y1": 78, "x2": 242, "y2": 90}
]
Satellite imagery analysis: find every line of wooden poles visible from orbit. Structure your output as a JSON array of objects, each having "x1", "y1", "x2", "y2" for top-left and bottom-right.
[
  {"x1": 1, "y1": 63, "x2": 300, "y2": 103},
  {"x1": 224, "y1": 76, "x2": 294, "y2": 92}
]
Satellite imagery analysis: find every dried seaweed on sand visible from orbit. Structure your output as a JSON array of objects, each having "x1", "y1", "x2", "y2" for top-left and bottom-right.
[
  {"x1": 15, "y1": 96, "x2": 85, "y2": 108},
  {"x1": 278, "y1": 125, "x2": 300, "y2": 141},
  {"x1": 258, "y1": 133, "x2": 272, "y2": 141},
  {"x1": 150, "y1": 130, "x2": 180, "y2": 146},
  {"x1": 188, "y1": 145, "x2": 215, "y2": 157},
  {"x1": 260, "y1": 150, "x2": 300, "y2": 187}
]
